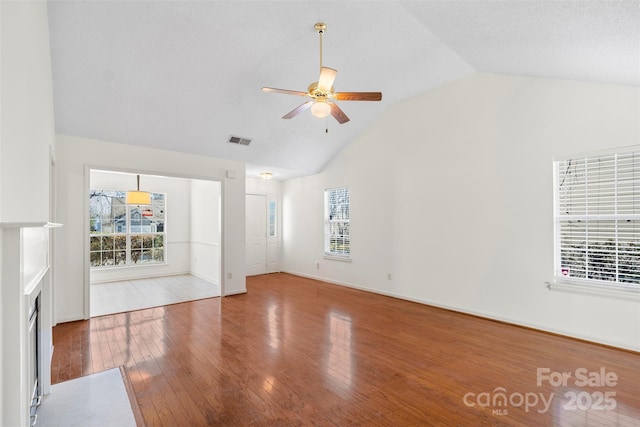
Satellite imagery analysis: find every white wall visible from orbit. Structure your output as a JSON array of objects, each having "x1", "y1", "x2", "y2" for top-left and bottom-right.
[
  {"x1": 55, "y1": 135, "x2": 246, "y2": 323},
  {"x1": 246, "y1": 177, "x2": 282, "y2": 273},
  {"x1": 89, "y1": 171, "x2": 192, "y2": 283},
  {"x1": 190, "y1": 179, "x2": 221, "y2": 287},
  {"x1": 282, "y1": 73, "x2": 640, "y2": 351},
  {"x1": 0, "y1": 1, "x2": 56, "y2": 425},
  {"x1": 0, "y1": 0, "x2": 53, "y2": 224}
]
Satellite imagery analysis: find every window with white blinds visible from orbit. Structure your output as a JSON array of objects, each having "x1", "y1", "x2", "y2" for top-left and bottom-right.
[
  {"x1": 554, "y1": 148, "x2": 640, "y2": 291},
  {"x1": 324, "y1": 187, "x2": 350, "y2": 257}
]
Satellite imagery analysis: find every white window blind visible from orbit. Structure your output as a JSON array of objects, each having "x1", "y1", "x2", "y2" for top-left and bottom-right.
[
  {"x1": 554, "y1": 148, "x2": 640, "y2": 291},
  {"x1": 325, "y1": 187, "x2": 350, "y2": 257}
]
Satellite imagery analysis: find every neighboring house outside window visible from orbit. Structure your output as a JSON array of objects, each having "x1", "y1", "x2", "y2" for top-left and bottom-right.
[
  {"x1": 90, "y1": 190, "x2": 166, "y2": 267},
  {"x1": 553, "y1": 147, "x2": 640, "y2": 293},
  {"x1": 324, "y1": 187, "x2": 350, "y2": 258}
]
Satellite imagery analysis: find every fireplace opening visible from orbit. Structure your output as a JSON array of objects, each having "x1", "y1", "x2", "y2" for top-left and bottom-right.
[{"x1": 28, "y1": 293, "x2": 41, "y2": 426}]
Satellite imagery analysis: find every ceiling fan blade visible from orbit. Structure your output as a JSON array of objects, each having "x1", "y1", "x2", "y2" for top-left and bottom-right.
[
  {"x1": 283, "y1": 101, "x2": 314, "y2": 119},
  {"x1": 317, "y1": 67, "x2": 337, "y2": 91},
  {"x1": 334, "y1": 92, "x2": 382, "y2": 101},
  {"x1": 329, "y1": 102, "x2": 350, "y2": 124},
  {"x1": 262, "y1": 87, "x2": 307, "y2": 97}
]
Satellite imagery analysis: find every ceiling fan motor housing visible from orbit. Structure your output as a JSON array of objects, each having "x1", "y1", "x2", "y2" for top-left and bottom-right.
[{"x1": 308, "y1": 83, "x2": 333, "y2": 101}]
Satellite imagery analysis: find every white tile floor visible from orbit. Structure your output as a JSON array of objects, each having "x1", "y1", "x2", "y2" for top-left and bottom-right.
[
  {"x1": 37, "y1": 368, "x2": 136, "y2": 427},
  {"x1": 90, "y1": 274, "x2": 219, "y2": 317}
]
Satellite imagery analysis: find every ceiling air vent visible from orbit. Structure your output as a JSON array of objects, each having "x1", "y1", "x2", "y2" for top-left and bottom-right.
[{"x1": 227, "y1": 135, "x2": 252, "y2": 146}]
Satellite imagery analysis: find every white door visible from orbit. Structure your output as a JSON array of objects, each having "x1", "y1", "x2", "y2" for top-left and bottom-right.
[{"x1": 246, "y1": 194, "x2": 267, "y2": 276}]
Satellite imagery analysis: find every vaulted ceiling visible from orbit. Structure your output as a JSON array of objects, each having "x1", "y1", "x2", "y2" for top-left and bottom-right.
[{"x1": 47, "y1": 1, "x2": 639, "y2": 180}]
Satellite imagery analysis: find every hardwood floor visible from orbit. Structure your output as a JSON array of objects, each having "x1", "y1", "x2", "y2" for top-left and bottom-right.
[{"x1": 51, "y1": 273, "x2": 640, "y2": 426}]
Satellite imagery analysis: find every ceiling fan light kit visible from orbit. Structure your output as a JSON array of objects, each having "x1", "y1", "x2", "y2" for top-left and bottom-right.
[
  {"x1": 262, "y1": 22, "x2": 382, "y2": 125},
  {"x1": 311, "y1": 101, "x2": 331, "y2": 118}
]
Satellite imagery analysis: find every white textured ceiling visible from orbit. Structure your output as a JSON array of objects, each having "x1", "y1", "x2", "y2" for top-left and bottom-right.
[{"x1": 47, "y1": 1, "x2": 640, "y2": 180}]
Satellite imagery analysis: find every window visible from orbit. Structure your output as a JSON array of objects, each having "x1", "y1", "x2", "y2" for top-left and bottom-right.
[
  {"x1": 268, "y1": 201, "x2": 277, "y2": 237},
  {"x1": 89, "y1": 190, "x2": 166, "y2": 267},
  {"x1": 554, "y1": 148, "x2": 640, "y2": 292},
  {"x1": 324, "y1": 187, "x2": 350, "y2": 258}
]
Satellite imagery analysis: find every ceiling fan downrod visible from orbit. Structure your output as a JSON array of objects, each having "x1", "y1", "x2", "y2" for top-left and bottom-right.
[{"x1": 315, "y1": 23, "x2": 326, "y2": 72}]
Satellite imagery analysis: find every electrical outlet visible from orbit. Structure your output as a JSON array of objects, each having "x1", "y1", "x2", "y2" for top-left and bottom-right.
[
  {"x1": 387, "y1": 273, "x2": 392, "y2": 280},
  {"x1": 316, "y1": 261, "x2": 320, "y2": 269},
  {"x1": 227, "y1": 272, "x2": 232, "y2": 279}
]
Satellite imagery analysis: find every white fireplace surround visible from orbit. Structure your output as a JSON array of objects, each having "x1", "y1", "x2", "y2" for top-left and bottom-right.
[{"x1": 1, "y1": 222, "x2": 60, "y2": 427}]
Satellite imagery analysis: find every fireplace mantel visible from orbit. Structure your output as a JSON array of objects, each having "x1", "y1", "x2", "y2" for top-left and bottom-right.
[{"x1": 0, "y1": 222, "x2": 62, "y2": 229}]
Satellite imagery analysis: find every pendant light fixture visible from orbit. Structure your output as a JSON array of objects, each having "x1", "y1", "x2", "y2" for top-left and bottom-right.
[{"x1": 125, "y1": 174, "x2": 151, "y2": 205}]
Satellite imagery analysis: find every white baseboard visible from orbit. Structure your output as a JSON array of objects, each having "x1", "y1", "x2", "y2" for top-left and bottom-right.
[
  {"x1": 189, "y1": 271, "x2": 220, "y2": 287},
  {"x1": 90, "y1": 270, "x2": 192, "y2": 285},
  {"x1": 282, "y1": 270, "x2": 640, "y2": 353},
  {"x1": 223, "y1": 289, "x2": 247, "y2": 297}
]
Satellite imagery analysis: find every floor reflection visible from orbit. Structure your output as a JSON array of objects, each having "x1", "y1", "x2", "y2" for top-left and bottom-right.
[
  {"x1": 551, "y1": 387, "x2": 640, "y2": 426},
  {"x1": 90, "y1": 306, "x2": 168, "y2": 371},
  {"x1": 262, "y1": 374, "x2": 276, "y2": 394},
  {"x1": 267, "y1": 303, "x2": 279, "y2": 351},
  {"x1": 325, "y1": 311, "x2": 354, "y2": 392}
]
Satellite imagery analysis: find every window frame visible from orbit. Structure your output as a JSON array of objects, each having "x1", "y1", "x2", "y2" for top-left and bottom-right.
[
  {"x1": 552, "y1": 146, "x2": 640, "y2": 297},
  {"x1": 324, "y1": 186, "x2": 351, "y2": 260},
  {"x1": 89, "y1": 190, "x2": 167, "y2": 269}
]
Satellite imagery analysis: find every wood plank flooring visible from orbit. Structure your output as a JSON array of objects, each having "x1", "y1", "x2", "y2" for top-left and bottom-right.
[{"x1": 52, "y1": 273, "x2": 640, "y2": 426}]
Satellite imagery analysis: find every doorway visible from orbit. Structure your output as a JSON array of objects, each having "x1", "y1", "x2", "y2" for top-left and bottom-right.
[
  {"x1": 88, "y1": 170, "x2": 222, "y2": 316},
  {"x1": 246, "y1": 194, "x2": 267, "y2": 276}
]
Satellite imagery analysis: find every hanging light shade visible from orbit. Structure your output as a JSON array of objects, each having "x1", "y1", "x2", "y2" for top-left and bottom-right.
[{"x1": 125, "y1": 175, "x2": 151, "y2": 205}]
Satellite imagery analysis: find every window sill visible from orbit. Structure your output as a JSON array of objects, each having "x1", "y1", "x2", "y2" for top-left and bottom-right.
[
  {"x1": 323, "y1": 255, "x2": 352, "y2": 263},
  {"x1": 547, "y1": 280, "x2": 640, "y2": 300}
]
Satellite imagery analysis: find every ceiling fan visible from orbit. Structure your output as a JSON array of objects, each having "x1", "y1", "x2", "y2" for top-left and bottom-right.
[{"x1": 261, "y1": 23, "x2": 382, "y2": 124}]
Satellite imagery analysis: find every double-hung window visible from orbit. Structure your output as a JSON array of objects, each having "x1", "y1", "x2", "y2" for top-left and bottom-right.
[
  {"x1": 553, "y1": 147, "x2": 640, "y2": 293},
  {"x1": 89, "y1": 190, "x2": 166, "y2": 267},
  {"x1": 324, "y1": 187, "x2": 350, "y2": 258}
]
